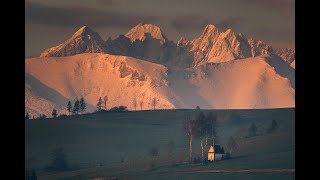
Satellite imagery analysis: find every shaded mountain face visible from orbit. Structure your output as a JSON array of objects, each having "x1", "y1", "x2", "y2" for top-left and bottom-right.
[
  {"x1": 40, "y1": 26, "x2": 106, "y2": 58},
  {"x1": 39, "y1": 23, "x2": 289, "y2": 68}
]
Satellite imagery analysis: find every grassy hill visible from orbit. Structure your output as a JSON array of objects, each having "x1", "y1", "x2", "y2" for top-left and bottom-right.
[{"x1": 25, "y1": 108, "x2": 295, "y2": 180}]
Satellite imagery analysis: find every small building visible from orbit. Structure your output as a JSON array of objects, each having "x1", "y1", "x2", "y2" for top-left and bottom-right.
[{"x1": 208, "y1": 144, "x2": 225, "y2": 161}]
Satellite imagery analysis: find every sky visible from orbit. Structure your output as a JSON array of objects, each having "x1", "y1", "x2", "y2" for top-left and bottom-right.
[{"x1": 25, "y1": 0, "x2": 295, "y2": 58}]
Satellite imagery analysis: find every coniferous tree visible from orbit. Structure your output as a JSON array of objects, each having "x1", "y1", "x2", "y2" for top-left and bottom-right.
[
  {"x1": 96, "y1": 97, "x2": 102, "y2": 111},
  {"x1": 67, "y1": 101, "x2": 72, "y2": 115},
  {"x1": 52, "y1": 109, "x2": 58, "y2": 118},
  {"x1": 72, "y1": 100, "x2": 80, "y2": 114},
  {"x1": 79, "y1": 97, "x2": 86, "y2": 113}
]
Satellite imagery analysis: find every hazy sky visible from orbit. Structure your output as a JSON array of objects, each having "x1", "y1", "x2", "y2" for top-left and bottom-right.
[{"x1": 25, "y1": 0, "x2": 295, "y2": 57}]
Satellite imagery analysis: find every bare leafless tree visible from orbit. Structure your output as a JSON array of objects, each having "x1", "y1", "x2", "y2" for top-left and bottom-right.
[
  {"x1": 152, "y1": 97, "x2": 157, "y2": 110},
  {"x1": 139, "y1": 100, "x2": 143, "y2": 111},
  {"x1": 194, "y1": 112, "x2": 218, "y2": 163},
  {"x1": 183, "y1": 113, "x2": 196, "y2": 162},
  {"x1": 139, "y1": 93, "x2": 145, "y2": 111},
  {"x1": 103, "y1": 95, "x2": 108, "y2": 110},
  {"x1": 133, "y1": 96, "x2": 137, "y2": 111},
  {"x1": 227, "y1": 136, "x2": 238, "y2": 154}
]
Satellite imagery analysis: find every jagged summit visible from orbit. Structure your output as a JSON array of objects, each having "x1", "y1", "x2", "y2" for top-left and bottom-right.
[
  {"x1": 40, "y1": 26, "x2": 106, "y2": 58},
  {"x1": 38, "y1": 23, "x2": 292, "y2": 68},
  {"x1": 199, "y1": 24, "x2": 220, "y2": 39},
  {"x1": 177, "y1": 37, "x2": 189, "y2": 46},
  {"x1": 125, "y1": 23, "x2": 168, "y2": 44},
  {"x1": 71, "y1": 26, "x2": 94, "y2": 38},
  {"x1": 203, "y1": 24, "x2": 219, "y2": 33},
  {"x1": 188, "y1": 24, "x2": 275, "y2": 65}
]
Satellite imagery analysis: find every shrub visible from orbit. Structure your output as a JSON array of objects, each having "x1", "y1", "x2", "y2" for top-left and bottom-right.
[
  {"x1": 109, "y1": 106, "x2": 128, "y2": 112},
  {"x1": 225, "y1": 152, "x2": 231, "y2": 159},
  {"x1": 266, "y1": 120, "x2": 278, "y2": 134},
  {"x1": 248, "y1": 122, "x2": 258, "y2": 137},
  {"x1": 49, "y1": 147, "x2": 67, "y2": 171},
  {"x1": 150, "y1": 163, "x2": 155, "y2": 169},
  {"x1": 193, "y1": 157, "x2": 201, "y2": 164},
  {"x1": 149, "y1": 147, "x2": 159, "y2": 157},
  {"x1": 59, "y1": 114, "x2": 68, "y2": 118}
]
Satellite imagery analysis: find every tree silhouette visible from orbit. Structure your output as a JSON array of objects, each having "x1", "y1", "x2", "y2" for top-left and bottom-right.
[
  {"x1": 191, "y1": 111, "x2": 219, "y2": 162},
  {"x1": 52, "y1": 109, "x2": 58, "y2": 118},
  {"x1": 149, "y1": 147, "x2": 159, "y2": 157},
  {"x1": 139, "y1": 100, "x2": 143, "y2": 111},
  {"x1": 249, "y1": 122, "x2": 258, "y2": 137},
  {"x1": 133, "y1": 96, "x2": 137, "y2": 111},
  {"x1": 38, "y1": 114, "x2": 47, "y2": 119},
  {"x1": 72, "y1": 100, "x2": 80, "y2": 114},
  {"x1": 96, "y1": 97, "x2": 103, "y2": 111},
  {"x1": 267, "y1": 119, "x2": 278, "y2": 133},
  {"x1": 152, "y1": 97, "x2": 157, "y2": 110},
  {"x1": 50, "y1": 147, "x2": 67, "y2": 171},
  {"x1": 103, "y1": 95, "x2": 108, "y2": 110},
  {"x1": 79, "y1": 97, "x2": 86, "y2": 113},
  {"x1": 183, "y1": 113, "x2": 196, "y2": 162},
  {"x1": 227, "y1": 136, "x2": 238, "y2": 154},
  {"x1": 25, "y1": 112, "x2": 30, "y2": 120},
  {"x1": 67, "y1": 101, "x2": 72, "y2": 115}
]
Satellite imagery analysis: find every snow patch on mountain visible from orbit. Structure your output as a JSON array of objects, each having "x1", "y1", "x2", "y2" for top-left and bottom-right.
[
  {"x1": 25, "y1": 53, "x2": 294, "y2": 116},
  {"x1": 26, "y1": 54, "x2": 176, "y2": 116}
]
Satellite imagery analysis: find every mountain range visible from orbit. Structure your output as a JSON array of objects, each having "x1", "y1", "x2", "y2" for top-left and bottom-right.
[{"x1": 26, "y1": 23, "x2": 295, "y2": 117}]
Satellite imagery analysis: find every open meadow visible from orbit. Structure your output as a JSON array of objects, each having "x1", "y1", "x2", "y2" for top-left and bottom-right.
[{"x1": 25, "y1": 108, "x2": 295, "y2": 180}]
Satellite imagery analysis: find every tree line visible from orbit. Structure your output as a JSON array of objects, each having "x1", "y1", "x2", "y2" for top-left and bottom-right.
[
  {"x1": 25, "y1": 95, "x2": 163, "y2": 119},
  {"x1": 96, "y1": 95, "x2": 159, "y2": 111}
]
